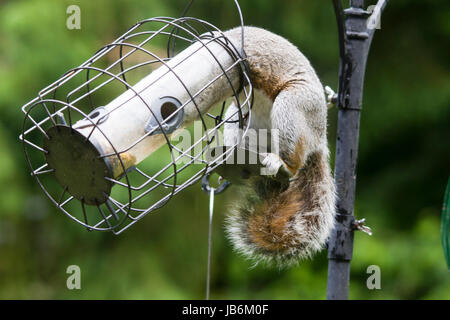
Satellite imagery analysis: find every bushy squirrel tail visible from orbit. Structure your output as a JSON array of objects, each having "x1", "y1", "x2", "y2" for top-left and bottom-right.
[{"x1": 226, "y1": 151, "x2": 336, "y2": 267}]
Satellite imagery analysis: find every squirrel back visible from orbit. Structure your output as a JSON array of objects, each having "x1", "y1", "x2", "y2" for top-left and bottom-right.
[{"x1": 222, "y1": 27, "x2": 336, "y2": 266}]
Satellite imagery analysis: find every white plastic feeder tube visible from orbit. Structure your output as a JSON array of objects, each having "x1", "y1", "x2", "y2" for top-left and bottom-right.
[{"x1": 73, "y1": 38, "x2": 241, "y2": 178}]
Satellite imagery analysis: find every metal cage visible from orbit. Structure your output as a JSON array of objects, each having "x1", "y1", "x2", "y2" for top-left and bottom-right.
[{"x1": 20, "y1": 15, "x2": 253, "y2": 234}]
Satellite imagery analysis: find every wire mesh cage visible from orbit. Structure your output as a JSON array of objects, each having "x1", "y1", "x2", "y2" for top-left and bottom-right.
[{"x1": 20, "y1": 14, "x2": 253, "y2": 234}]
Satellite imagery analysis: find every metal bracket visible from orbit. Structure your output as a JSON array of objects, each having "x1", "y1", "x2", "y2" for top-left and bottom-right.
[{"x1": 344, "y1": 7, "x2": 371, "y2": 17}]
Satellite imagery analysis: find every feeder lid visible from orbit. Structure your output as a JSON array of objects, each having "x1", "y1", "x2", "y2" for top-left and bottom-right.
[{"x1": 43, "y1": 125, "x2": 113, "y2": 205}]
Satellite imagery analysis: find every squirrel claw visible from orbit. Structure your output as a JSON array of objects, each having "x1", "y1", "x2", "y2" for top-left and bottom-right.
[{"x1": 259, "y1": 153, "x2": 292, "y2": 179}]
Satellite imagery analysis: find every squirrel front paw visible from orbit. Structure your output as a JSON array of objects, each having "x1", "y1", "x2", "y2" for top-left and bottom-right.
[{"x1": 259, "y1": 153, "x2": 292, "y2": 178}]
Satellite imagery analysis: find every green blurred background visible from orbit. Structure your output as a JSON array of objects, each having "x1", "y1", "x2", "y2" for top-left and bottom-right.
[{"x1": 0, "y1": 0, "x2": 449, "y2": 299}]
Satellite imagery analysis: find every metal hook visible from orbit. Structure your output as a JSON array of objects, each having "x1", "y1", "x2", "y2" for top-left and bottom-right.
[
  {"x1": 353, "y1": 218, "x2": 373, "y2": 236},
  {"x1": 201, "y1": 172, "x2": 230, "y2": 195}
]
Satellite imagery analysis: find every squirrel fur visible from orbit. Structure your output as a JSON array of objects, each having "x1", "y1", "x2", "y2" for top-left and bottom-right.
[{"x1": 221, "y1": 27, "x2": 336, "y2": 266}]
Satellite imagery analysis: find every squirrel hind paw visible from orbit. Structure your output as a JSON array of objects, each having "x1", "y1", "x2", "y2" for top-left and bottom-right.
[
  {"x1": 258, "y1": 153, "x2": 292, "y2": 192},
  {"x1": 259, "y1": 153, "x2": 292, "y2": 178}
]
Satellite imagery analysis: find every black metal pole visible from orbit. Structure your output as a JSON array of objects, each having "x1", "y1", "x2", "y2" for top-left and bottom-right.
[{"x1": 326, "y1": 0, "x2": 388, "y2": 300}]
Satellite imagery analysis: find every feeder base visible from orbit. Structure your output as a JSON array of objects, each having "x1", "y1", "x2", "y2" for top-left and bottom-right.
[{"x1": 43, "y1": 125, "x2": 113, "y2": 205}]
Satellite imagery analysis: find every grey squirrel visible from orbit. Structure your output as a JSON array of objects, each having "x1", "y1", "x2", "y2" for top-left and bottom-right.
[{"x1": 221, "y1": 26, "x2": 336, "y2": 266}]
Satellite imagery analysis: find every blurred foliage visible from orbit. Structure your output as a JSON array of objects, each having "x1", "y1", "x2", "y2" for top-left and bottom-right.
[{"x1": 0, "y1": 0, "x2": 449, "y2": 299}]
